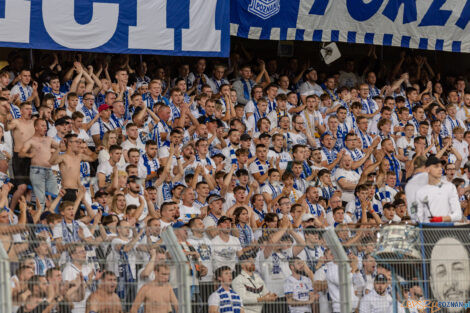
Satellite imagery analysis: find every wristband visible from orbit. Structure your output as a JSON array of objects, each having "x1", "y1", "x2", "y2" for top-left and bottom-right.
[{"x1": 430, "y1": 216, "x2": 443, "y2": 223}]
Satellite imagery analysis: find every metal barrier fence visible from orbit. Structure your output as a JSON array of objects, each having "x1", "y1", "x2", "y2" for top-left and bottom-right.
[{"x1": 1, "y1": 222, "x2": 470, "y2": 313}]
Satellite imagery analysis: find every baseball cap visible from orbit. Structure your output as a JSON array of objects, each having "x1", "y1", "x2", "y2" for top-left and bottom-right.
[
  {"x1": 425, "y1": 155, "x2": 446, "y2": 167},
  {"x1": 240, "y1": 134, "x2": 252, "y2": 141},
  {"x1": 171, "y1": 182, "x2": 185, "y2": 190},
  {"x1": 127, "y1": 175, "x2": 139, "y2": 183},
  {"x1": 208, "y1": 195, "x2": 225, "y2": 204},
  {"x1": 217, "y1": 215, "x2": 232, "y2": 226},
  {"x1": 98, "y1": 104, "x2": 113, "y2": 113},
  {"x1": 301, "y1": 213, "x2": 317, "y2": 222},
  {"x1": 136, "y1": 82, "x2": 148, "y2": 89},
  {"x1": 54, "y1": 117, "x2": 69, "y2": 126},
  {"x1": 375, "y1": 273, "x2": 388, "y2": 283}
]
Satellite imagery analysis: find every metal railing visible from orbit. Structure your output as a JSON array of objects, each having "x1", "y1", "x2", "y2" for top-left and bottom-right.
[
  {"x1": 0, "y1": 241, "x2": 11, "y2": 313},
  {"x1": 1, "y1": 222, "x2": 470, "y2": 313}
]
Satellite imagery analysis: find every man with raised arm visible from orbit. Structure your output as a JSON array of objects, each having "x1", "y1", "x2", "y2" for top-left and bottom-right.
[
  {"x1": 49, "y1": 133, "x2": 96, "y2": 201},
  {"x1": 8, "y1": 101, "x2": 35, "y2": 210},
  {"x1": 20, "y1": 118, "x2": 60, "y2": 209}
]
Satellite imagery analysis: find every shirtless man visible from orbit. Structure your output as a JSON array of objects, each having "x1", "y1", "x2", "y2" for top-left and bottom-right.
[
  {"x1": 86, "y1": 271, "x2": 122, "y2": 313},
  {"x1": 20, "y1": 118, "x2": 59, "y2": 209},
  {"x1": 8, "y1": 101, "x2": 35, "y2": 210},
  {"x1": 130, "y1": 263, "x2": 178, "y2": 313},
  {"x1": 49, "y1": 133, "x2": 96, "y2": 202}
]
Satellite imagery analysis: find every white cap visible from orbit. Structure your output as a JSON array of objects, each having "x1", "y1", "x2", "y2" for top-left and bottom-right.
[{"x1": 301, "y1": 213, "x2": 316, "y2": 222}]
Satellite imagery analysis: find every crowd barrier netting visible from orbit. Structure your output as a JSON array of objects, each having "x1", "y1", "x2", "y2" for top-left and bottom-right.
[{"x1": 1, "y1": 223, "x2": 469, "y2": 313}]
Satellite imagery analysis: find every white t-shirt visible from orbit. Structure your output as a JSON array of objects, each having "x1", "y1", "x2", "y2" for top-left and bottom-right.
[
  {"x1": 52, "y1": 220, "x2": 93, "y2": 264},
  {"x1": 222, "y1": 192, "x2": 236, "y2": 214},
  {"x1": 299, "y1": 81, "x2": 323, "y2": 97},
  {"x1": 453, "y1": 139, "x2": 469, "y2": 168},
  {"x1": 325, "y1": 261, "x2": 359, "y2": 313},
  {"x1": 267, "y1": 149, "x2": 291, "y2": 170},
  {"x1": 71, "y1": 128, "x2": 90, "y2": 143},
  {"x1": 97, "y1": 160, "x2": 115, "y2": 185},
  {"x1": 334, "y1": 168, "x2": 360, "y2": 203},
  {"x1": 287, "y1": 132, "x2": 308, "y2": 146},
  {"x1": 211, "y1": 235, "x2": 242, "y2": 271},
  {"x1": 404, "y1": 172, "x2": 428, "y2": 221},
  {"x1": 179, "y1": 204, "x2": 201, "y2": 223},
  {"x1": 258, "y1": 248, "x2": 292, "y2": 296},
  {"x1": 248, "y1": 159, "x2": 270, "y2": 176},
  {"x1": 416, "y1": 182, "x2": 462, "y2": 223},
  {"x1": 125, "y1": 193, "x2": 148, "y2": 221},
  {"x1": 208, "y1": 287, "x2": 244, "y2": 311},
  {"x1": 359, "y1": 289, "x2": 393, "y2": 313},
  {"x1": 301, "y1": 110, "x2": 323, "y2": 143},
  {"x1": 284, "y1": 275, "x2": 314, "y2": 313},
  {"x1": 62, "y1": 262, "x2": 93, "y2": 313},
  {"x1": 89, "y1": 119, "x2": 116, "y2": 137},
  {"x1": 107, "y1": 237, "x2": 137, "y2": 279},
  {"x1": 122, "y1": 139, "x2": 145, "y2": 155},
  {"x1": 396, "y1": 136, "x2": 414, "y2": 168},
  {"x1": 11, "y1": 83, "x2": 32, "y2": 102},
  {"x1": 314, "y1": 265, "x2": 332, "y2": 313},
  {"x1": 187, "y1": 235, "x2": 214, "y2": 282}
]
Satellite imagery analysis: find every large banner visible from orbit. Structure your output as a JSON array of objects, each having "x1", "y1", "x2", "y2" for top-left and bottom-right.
[
  {"x1": 231, "y1": 0, "x2": 470, "y2": 53},
  {"x1": 420, "y1": 224, "x2": 470, "y2": 311},
  {"x1": 0, "y1": 0, "x2": 230, "y2": 57}
]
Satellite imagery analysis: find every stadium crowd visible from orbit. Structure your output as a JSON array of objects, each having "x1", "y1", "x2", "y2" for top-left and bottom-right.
[{"x1": 0, "y1": 46, "x2": 469, "y2": 313}]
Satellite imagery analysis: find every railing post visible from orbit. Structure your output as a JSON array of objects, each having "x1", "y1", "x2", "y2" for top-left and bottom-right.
[
  {"x1": 0, "y1": 243, "x2": 11, "y2": 313},
  {"x1": 323, "y1": 227, "x2": 351, "y2": 313},
  {"x1": 160, "y1": 226, "x2": 191, "y2": 313}
]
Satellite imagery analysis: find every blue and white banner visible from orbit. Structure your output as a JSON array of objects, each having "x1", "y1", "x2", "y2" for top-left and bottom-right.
[
  {"x1": 231, "y1": 0, "x2": 470, "y2": 53},
  {"x1": 0, "y1": 0, "x2": 229, "y2": 57}
]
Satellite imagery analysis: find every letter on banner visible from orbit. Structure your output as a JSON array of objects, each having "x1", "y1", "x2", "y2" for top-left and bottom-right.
[
  {"x1": 346, "y1": 0, "x2": 384, "y2": 22},
  {"x1": 382, "y1": 0, "x2": 417, "y2": 24},
  {"x1": 43, "y1": 0, "x2": 119, "y2": 49},
  {"x1": 129, "y1": 0, "x2": 174, "y2": 50},
  {"x1": 309, "y1": 0, "x2": 330, "y2": 15},
  {"x1": 182, "y1": 0, "x2": 220, "y2": 52},
  {"x1": 419, "y1": 0, "x2": 452, "y2": 27},
  {"x1": 0, "y1": 0, "x2": 30, "y2": 43},
  {"x1": 456, "y1": 0, "x2": 470, "y2": 30}
]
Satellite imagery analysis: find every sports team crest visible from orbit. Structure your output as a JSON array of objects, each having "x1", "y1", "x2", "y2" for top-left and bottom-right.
[{"x1": 248, "y1": 0, "x2": 280, "y2": 20}]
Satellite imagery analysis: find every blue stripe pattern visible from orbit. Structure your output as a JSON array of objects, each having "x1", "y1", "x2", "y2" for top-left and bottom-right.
[
  {"x1": 347, "y1": 31, "x2": 356, "y2": 43},
  {"x1": 233, "y1": 25, "x2": 467, "y2": 52},
  {"x1": 364, "y1": 33, "x2": 374, "y2": 44},
  {"x1": 313, "y1": 29, "x2": 323, "y2": 41}
]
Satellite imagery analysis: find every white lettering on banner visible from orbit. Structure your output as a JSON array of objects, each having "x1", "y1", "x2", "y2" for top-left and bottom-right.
[
  {"x1": 293, "y1": 0, "x2": 470, "y2": 51},
  {"x1": 248, "y1": 0, "x2": 281, "y2": 20},
  {"x1": 129, "y1": 0, "x2": 174, "y2": 50},
  {"x1": 42, "y1": 0, "x2": 119, "y2": 49},
  {"x1": 0, "y1": 0, "x2": 30, "y2": 43},
  {"x1": 182, "y1": 0, "x2": 221, "y2": 52}
]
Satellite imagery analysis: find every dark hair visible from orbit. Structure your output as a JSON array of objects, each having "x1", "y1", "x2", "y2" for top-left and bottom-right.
[
  {"x1": 233, "y1": 207, "x2": 248, "y2": 224},
  {"x1": 214, "y1": 266, "x2": 232, "y2": 280},
  {"x1": 109, "y1": 145, "x2": 122, "y2": 153},
  {"x1": 161, "y1": 201, "x2": 177, "y2": 213}
]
